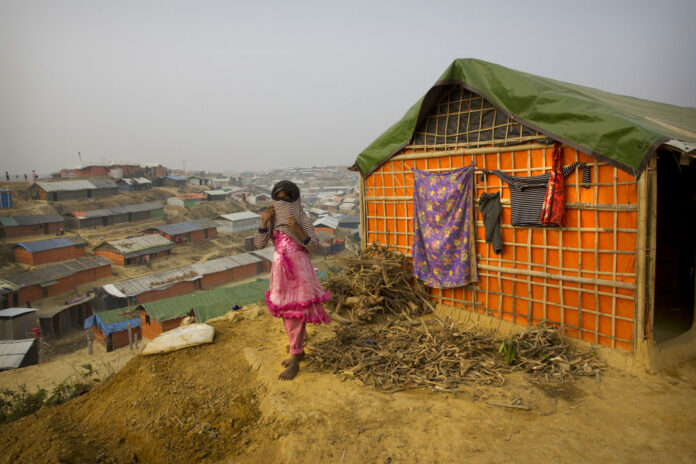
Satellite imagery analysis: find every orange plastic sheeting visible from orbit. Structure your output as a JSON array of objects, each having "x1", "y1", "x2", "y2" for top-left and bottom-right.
[{"x1": 364, "y1": 146, "x2": 639, "y2": 351}]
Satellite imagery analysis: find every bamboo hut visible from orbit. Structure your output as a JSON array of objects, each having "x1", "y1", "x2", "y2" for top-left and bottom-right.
[{"x1": 353, "y1": 59, "x2": 696, "y2": 371}]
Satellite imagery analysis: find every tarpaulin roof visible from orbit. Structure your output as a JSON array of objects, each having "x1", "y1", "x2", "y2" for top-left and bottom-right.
[
  {"x1": 84, "y1": 306, "x2": 140, "y2": 336},
  {"x1": 137, "y1": 279, "x2": 270, "y2": 322},
  {"x1": 14, "y1": 236, "x2": 86, "y2": 253},
  {"x1": 354, "y1": 58, "x2": 696, "y2": 177},
  {"x1": 193, "y1": 280, "x2": 270, "y2": 323}
]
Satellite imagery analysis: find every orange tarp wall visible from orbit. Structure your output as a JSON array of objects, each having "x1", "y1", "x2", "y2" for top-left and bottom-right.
[{"x1": 364, "y1": 146, "x2": 637, "y2": 351}]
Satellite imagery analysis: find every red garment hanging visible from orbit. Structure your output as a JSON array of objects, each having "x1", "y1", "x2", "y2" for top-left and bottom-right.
[{"x1": 540, "y1": 143, "x2": 565, "y2": 226}]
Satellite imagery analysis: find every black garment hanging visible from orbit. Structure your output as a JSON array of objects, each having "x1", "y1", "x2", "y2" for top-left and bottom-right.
[{"x1": 478, "y1": 192, "x2": 503, "y2": 254}]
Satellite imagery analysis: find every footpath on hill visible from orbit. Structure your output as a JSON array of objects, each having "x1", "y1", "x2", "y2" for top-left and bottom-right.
[{"x1": 0, "y1": 305, "x2": 695, "y2": 464}]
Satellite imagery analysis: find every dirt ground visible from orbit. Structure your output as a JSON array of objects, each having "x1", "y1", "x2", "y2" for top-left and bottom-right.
[
  {"x1": 0, "y1": 332, "x2": 143, "y2": 395},
  {"x1": 1, "y1": 308, "x2": 694, "y2": 464}
]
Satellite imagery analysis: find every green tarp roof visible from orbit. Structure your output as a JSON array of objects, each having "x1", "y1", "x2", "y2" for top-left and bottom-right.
[
  {"x1": 97, "y1": 306, "x2": 140, "y2": 326},
  {"x1": 138, "y1": 279, "x2": 269, "y2": 322},
  {"x1": 355, "y1": 59, "x2": 696, "y2": 177}
]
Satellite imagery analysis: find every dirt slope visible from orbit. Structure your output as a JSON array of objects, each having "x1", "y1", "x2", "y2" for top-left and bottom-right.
[{"x1": 1, "y1": 310, "x2": 695, "y2": 464}]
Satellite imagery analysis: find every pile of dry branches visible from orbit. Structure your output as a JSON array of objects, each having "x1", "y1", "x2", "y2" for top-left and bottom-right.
[
  {"x1": 499, "y1": 325, "x2": 603, "y2": 382},
  {"x1": 309, "y1": 317, "x2": 504, "y2": 392},
  {"x1": 308, "y1": 318, "x2": 604, "y2": 392},
  {"x1": 323, "y1": 242, "x2": 433, "y2": 321}
]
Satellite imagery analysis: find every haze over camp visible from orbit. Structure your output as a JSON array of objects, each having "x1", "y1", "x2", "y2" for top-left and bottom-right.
[{"x1": 1, "y1": 1, "x2": 695, "y2": 463}]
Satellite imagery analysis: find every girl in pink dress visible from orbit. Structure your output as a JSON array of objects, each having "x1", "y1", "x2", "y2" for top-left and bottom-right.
[{"x1": 253, "y1": 180, "x2": 330, "y2": 380}]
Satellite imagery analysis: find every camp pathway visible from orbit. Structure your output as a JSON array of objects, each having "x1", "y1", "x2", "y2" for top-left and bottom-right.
[{"x1": 1, "y1": 310, "x2": 695, "y2": 464}]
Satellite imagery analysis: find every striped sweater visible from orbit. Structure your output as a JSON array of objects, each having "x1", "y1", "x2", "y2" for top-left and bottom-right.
[
  {"x1": 253, "y1": 199, "x2": 319, "y2": 253},
  {"x1": 480, "y1": 163, "x2": 591, "y2": 226}
]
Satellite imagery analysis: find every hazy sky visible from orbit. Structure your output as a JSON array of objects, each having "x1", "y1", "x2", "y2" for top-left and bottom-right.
[{"x1": 1, "y1": 0, "x2": 694, "y2": 175}]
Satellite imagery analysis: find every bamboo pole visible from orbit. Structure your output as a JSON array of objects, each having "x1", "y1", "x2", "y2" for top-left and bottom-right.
[
  {"x1": 390, "y1": 143, "x2": 553, "y2": 161},
  {"x1": 359, "y1": 173, "x2": 368, "y2": 250}
]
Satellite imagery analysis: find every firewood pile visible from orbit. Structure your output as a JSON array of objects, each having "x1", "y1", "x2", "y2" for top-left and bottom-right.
[
  {"x1": 308, "y1": 317, "x2": 605, "y2": 392},
  {"x1": 498, "y1": 325, "x2": 603, "y2": 382},
  {"x1": 322, "y1": 242, "x2": 434, "y2": 321},
  {"x1": 308, "y1": 317, "x2": 503, "y2": 392},
  {"x1": 314, "y1": 244, "x2": 605, "y2": 393}
]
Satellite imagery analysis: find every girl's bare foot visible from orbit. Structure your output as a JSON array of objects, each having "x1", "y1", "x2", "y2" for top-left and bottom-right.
[
  {"x1": 281, "y1": 352, "x2": 304, "y2": 367},
  {"x1": 279, "y1": 354, "x2": 303, "y2": 380}
]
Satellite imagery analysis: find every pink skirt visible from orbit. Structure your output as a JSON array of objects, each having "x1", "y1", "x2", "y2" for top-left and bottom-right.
[{"x1": 266, "y1": 232, "x2": 331, "y2": 324}]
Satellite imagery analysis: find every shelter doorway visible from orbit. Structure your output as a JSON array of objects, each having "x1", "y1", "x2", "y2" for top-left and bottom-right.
[{"x1": 653, "y1": 152, "x2": 696, "y2": 342}]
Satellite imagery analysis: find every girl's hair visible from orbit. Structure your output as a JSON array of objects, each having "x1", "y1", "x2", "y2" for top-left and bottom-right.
[{"x1": 271, "y1": 180, "x2": 300, "y2": 201}]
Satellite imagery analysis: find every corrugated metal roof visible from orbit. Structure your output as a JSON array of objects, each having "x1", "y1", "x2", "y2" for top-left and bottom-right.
[
  {"x1": 102, "y1": 254, "x2": 260, "y2": 297},
  {"x1": 0, "y1": 308, "x2": 37, "y2": 318},
  {"x1": 165, "y1": 176, "x2": 185, "y2": 181},
  {"x1": 204, "y1": 190, "x2": 228, "y2": 196},
  {"x1": 217, "y1": 211, "x2": 260, "y2": 222},
  {"x1": 338, "y1": 214, "x2": 360, "y2": 226},
  {"x1": 88, "y1": 179, "x2": 118, "y2": 189},
  {"x1": 96, "y1": 235, "x2": 174, "y2": 257},
  {"x1": 0, "y1": 339, "x2": 36, "y2": 370},
  {"x1": 38, "y1": 295, "x2": 94, "y2": 318},
  {"x1": 0, "y1": 217, "x2": 18, "y2": 226},
  {"x1": 35, "y1": 180, "x2": 98, "y2": 192},
  {"x1": 148, "y1": 219, "x2": 217, "y2": 236},
  {"x1": 189, "y1": 254, "x2": 260, "y2": 275},
  {"x1": 105, "y1": 266, "x2": 200, "y2": 297},
  {"x1": 0, "y1": 214, "x2": 64, "y2": 226},
  {"x1": 228, "y1": 253, "x2": 262, "y2": 267},
  {"x1": 67, "y1": 202, "x2": 163, "y2": 219},
  {"x1": 118, "y1": 201, "x2": 162, "y2": 213},
  {"x1": 251, "y1": 247, "x2": 275, "y2": 262},
  {"x1": 0, "y1": 279, "x2": 20, "y2": 295},
  {"x1": 14, "y1": 237, "x2": 86, "y2": 253},
  {"x1": 36, "y1": 179, "x2": 117, "y2": 192},
  {"x1": 314, "y1": 217, "x2": 339, "y2": 229},
  {"x1": 6, "y1": 256, "x2": 111, "y2": 288}
]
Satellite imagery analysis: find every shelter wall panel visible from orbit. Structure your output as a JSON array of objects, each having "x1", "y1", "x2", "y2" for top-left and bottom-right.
[
  {"x1": 201, "y1": 270, "x2": 233, "y2": 289},
  {"x1": 364, "y1": 145, "x2": 639, "y2": 351},
  {"x1": 232, "y1": 264, "x2": 258, "y2": 281},
  {"x1": 95, "y1": 250, "x2": 125, "y2": 265},
  {"x1": 136, "y1": 281, "x2": 196, "y2": 304},
  {"x1": 95, "y1": 265, "x2": 111, "y2": 280},
  {"x1": 94, "y1": 327, "x2": 106, "y2": 345},
  {"x1": 14, "y1": 248, "x2": 33, "y2": 265},
  {"x1": 48, "y1": 277, "x2": 75, "y2": 297},
  {"x1": 141, "y1": 319, "x2": 163, "y2": 339},
  {"x1": 17, "y1": 286, "x2": 43, "y2": 305},
  {"x1": 190, "y1": 230, "x2": 205, "y2": 241},
  {"x1": 161, "y1": 318, "x2": 184, "y2": 333}
]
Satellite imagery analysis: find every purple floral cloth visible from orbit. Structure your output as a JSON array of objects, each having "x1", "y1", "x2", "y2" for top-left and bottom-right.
[{"x1": 412, "y1": 165, "x2": 478, "y2": 288}]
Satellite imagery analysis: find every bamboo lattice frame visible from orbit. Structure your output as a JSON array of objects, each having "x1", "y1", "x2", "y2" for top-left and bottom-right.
[{"x1": 361, "y1": 88, "x2": 640, "y2": 351}]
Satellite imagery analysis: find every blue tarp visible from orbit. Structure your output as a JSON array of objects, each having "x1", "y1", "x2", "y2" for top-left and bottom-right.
[
  {"x1": 84, "y1": 312, "x2": 140, "y2": 336},
  {"x1": 15, "y1": 238, "x2": 81, "y2": 253}
]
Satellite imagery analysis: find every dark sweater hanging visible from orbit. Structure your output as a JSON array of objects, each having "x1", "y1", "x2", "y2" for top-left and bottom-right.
[{"x1": 478, "y1": 192, "x2": 503, "y2": 254}]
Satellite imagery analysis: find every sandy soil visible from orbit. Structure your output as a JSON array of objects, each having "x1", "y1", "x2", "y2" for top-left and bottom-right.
[
  {"x1": 0, "y1": 333, "x2": 143, "y2": 394},
  {"x1": 1, "y1": 309, "x2": 694, "y2": 464}
]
